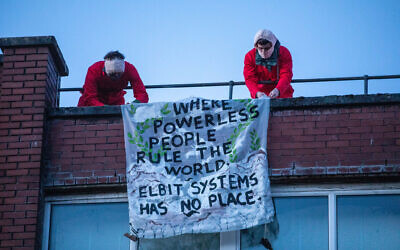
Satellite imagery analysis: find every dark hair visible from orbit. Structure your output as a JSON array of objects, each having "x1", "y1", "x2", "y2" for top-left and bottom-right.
[
  {"x1": 104, "y1": 51, "x2": 125, "y2": 60},
  {"x1": 256, "y1": 39, "x2": 271, "y2": 46}
]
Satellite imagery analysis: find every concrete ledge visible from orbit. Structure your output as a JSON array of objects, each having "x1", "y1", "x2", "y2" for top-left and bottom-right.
[
  {"x1": 48, "y1": 93, "x2": 400, "y2": 118},
  {"x1": 44, "y1": 172, "x2": 400, "y2": 195},
  {"x1": 0, "y1": 36, "x2": 68, "y2": 76},
  {"x1": 49, "y1": 105, "x2": 123, "y2": 118},
  {"x1": 272, "y1": 93, "x2": 400, "y2": 109}
]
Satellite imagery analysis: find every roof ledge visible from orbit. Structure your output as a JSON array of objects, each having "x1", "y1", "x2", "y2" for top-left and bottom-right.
[{"x1": 47, "y1": 93, "x2": 400, "y2": 118}]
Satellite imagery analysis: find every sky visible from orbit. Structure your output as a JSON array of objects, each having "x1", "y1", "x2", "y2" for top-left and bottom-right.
[{"x1": 1, "y1": 0, "x2": 400, "y2": 107}]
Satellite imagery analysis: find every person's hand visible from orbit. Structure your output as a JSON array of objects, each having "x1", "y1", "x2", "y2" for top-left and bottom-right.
[
  {"x1": 269, "y1": 88, "x2": 280, "y2": 98},
  {"x1": 256, "y1": 91, "x2": 267, "y2": 98}
]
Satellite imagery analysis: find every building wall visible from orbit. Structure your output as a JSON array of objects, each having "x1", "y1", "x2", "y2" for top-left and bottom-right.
[{"x1": 43, "y1": 98, "x2": 400, "y2": 188}]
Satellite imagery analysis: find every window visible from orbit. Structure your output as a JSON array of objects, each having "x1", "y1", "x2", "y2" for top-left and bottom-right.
[
  {"x1": 48, "y1": 202, "x2": 129, "y2": 250},
  {"x1": 240, "y1": 183, "x2": 400, "y2": 250},
  {"x1": 42, "y1": 194, "x2": 219, "y2": 250},
  {"x1": 43, "y1": 183, "x2": 400, "y2": 250},
  {"x1": 241, "y1": 197, "x2": 329, "y2": 249},
  {"x1": 337, "y1": 194, "x2": 400, "y2": 250},
  {"x1": 139, "y1": 232, "x2": 219, "y2": 250}
]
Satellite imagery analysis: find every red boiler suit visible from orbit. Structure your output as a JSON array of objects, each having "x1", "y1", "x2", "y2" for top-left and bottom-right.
[
  {"x1": 78, "y1": 61, "x2": 149, "y2": 106},
  {"x1": 243, "y1": 46, "x2": 294, "y2": 98}
]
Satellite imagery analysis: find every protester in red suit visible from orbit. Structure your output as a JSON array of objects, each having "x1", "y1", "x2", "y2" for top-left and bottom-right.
[
  {"x1": 243, "y1": 29, "x2": 294, "y2": 99},
  {"x1": 78, "y1": 51, "x2": 149, "y2": 106}
]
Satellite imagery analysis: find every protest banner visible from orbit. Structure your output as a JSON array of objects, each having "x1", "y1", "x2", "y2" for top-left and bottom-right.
[{"x1": 121, "y1": 97, "x2": 274, "y2": 238}]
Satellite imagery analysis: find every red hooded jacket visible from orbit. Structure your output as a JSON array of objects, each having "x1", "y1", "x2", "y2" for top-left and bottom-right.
[
  {"x1": 243, "y1": 46, "x2": 294, "y2": 98},
  {"x1": 78, "y1": 61, "x2": 149, "y2": 106}
]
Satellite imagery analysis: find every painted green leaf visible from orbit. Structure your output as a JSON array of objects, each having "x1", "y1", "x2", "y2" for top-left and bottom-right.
[
  {"x1": 160, "y1": 103, "x2": 171, "y2": 115},
  {"x1": 152, "y1": 153, "x2": 159, "y2": 161},
  {"x1": 129, "y1": 104, "x2": 136, "y2": 115}
]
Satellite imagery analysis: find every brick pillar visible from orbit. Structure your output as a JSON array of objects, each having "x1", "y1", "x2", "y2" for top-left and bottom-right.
[
  {"x1": 0, "y1": 54, "x2": 3, "y2": 97},
  {"x1": 0, "y1": 36, "x2": 68, "y2": 249}
]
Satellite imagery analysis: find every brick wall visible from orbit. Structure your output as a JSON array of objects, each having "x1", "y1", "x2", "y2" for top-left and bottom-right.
[
  {"x1": 0, "y1": 54, "x2": 3, "y2": 95},
  {"x1": 268, "y1": 104, "x2": 400, "y2": 176},
  {"x1": 0, "y1": 37, "x2": 67, "y2": 250},
  {"x1": 45, "y1": 116, "x2": 126, "y2": 186},
  {"x1": 44, "y1": 96, "x2": 400, "y2": 188}
]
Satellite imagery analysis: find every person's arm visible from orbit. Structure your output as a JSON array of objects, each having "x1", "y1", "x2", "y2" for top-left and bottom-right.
[
  {"x1": 82, "y1": 66, "x2": 105, "y2": 106},
  {"x1": 243, "y1": 51, "x2": 263, "y2": 99},
  {"x1": 128, "y1": 65, "x2": 149, "y2": 103},
  {"x1": 275, "y1": 46, "x2": 293, "y2": 95}
]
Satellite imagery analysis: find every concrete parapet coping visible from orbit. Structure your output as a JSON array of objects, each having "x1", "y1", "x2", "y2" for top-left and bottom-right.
[{"x1": 48, "y1": 93, "x2": 400, "y2": 118}]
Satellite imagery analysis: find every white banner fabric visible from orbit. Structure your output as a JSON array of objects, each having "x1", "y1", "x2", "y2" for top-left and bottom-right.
[{"x1": 121, "y1": 97, "x2": 274, "y2": 239}]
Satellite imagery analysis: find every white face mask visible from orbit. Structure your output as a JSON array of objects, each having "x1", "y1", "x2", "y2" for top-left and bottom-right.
[{"x1": 105, "y1": 59, "x2": 125, "y2": 76}]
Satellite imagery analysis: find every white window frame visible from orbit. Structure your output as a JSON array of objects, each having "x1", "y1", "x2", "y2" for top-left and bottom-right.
[{"x1": 42, "y1": 182, "x2": 400, "y2": 250}]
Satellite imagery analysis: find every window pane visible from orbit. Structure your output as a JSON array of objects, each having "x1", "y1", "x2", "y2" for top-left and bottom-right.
[
  {"x1": 139, "y1": 233, "x2": 220, "y2": 250},
  {"x1": 337, "y1": 194, "x2": 400, "y2": 250},
  {"x1": 241, "y1": 196, "x2": 328, "y2": 250},
  {"x1": 49, "y1": 203, "x2": 129, "y2": 250}
]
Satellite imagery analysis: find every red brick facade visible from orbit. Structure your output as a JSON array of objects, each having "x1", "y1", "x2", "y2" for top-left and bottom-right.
[
  {"x1": 45, "y1": 116, "x2": 126, "y2": 186},
  {"x1": 0, "y1": 36, "x2": 399, "y2": 249},
  {"x1": 269, "y1": 105, "x2": 400, "y2": 175},
  {"x1": 44, "y1": 100, "x2": 400, "y2": 188},
  {"x1": 0, "y1": 55, "x2": 3, "y2": 93},
  {"x1": 0, "y1": 37, "x2": 67, "y2": 250}
]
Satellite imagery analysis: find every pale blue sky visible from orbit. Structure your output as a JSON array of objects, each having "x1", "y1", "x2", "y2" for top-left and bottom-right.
[{"x1": 1, "y1": 0, "x2": 399, "y2": 106}]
